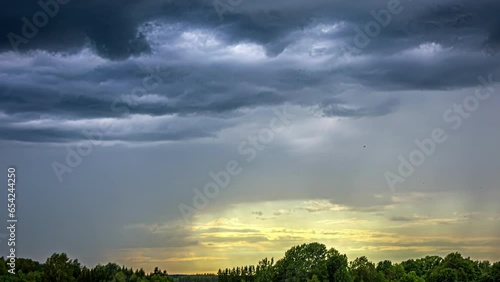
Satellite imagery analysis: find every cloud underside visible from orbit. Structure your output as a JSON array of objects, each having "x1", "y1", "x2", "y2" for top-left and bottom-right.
[{"x1": 1, "y1": 0, "x2": 500, "y2": 143}]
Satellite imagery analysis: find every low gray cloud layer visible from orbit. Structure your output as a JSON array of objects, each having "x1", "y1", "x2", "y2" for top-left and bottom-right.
[{"x1": 1, "y1": 0, "x2": 500, "y2": 143}]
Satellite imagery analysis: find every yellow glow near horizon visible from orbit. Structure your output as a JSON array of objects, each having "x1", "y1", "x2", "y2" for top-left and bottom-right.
[{"x1": 106, "y1": 198, "x2": 500, "y2": 274}]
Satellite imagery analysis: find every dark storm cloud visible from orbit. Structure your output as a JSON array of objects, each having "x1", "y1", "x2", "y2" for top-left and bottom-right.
[
  {"x1": 0, "y1": 79, "x2": 284, "y2": 119},
  {"x1": 0, "y1": 0, "x2": 158, "y2": 59},
  {"x1": 216, "y1": 0, "x2": 500, "y2": 56},
  {"x1": 341, "y1": 52, "x2": 500, "y2": 90},
  {"x1": 1, "y1": 0, "x2": 500, "y2": 143},
  {"x1": 0, "y1": 85, "x2": 115, "y2": 119},
  {"x1": 402, "y1": 1, "x2": 500, "y2": 51},
  {"x1": 2, "y1": 1, "x2": 500, "y2": 270},
  {"x1": 0, "y1": 126, "x2": 75, "y2": 143},
  {"x1": 0, "y1": 120, "x2": 218, "y2": 143},
  {"x1": 2, "y1": 0, "x2": 500, "y2": 59}
]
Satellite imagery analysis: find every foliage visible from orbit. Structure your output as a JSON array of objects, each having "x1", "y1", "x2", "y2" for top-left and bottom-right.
[
  {"x1": 0, "y1": 254, "x2": 175, "y2": 282},
  {"x1": 274, "y1": 242, "x2": 330, "y2": 281},
  {"x1": 217, "y1": 242, "x2": 499, "y2": 282}
]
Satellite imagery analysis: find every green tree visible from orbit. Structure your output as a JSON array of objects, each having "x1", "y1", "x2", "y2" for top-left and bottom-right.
[
  {"x1": 112, "y1": 271, "x2": 127, "y2": 282},
  {"x1": 491, "y1": 262, "x2": 500, "y2": 281},
  {"x1": 275, "y1": 243, "x2": 329, "y2": 281},
  {"x1": 428, "y1": 268, "x2": 459, "y2": 282},
  {"x1": 399, "y1": 271, "x2": 425, "y2": 282},
  {"x1": 376, "y1": 260, "x2": 404, "y2": 282},
  {"x1": 150, "y1": 273, "x2": 173, "y2": 282},
  {"x1": 43, "y1": 253, "x2": 78, "y2": 282},
  {"x1": 326, "y1": 248, "x2": 352, "y2": 282},
  {"x1": 431, "y1": 253, "x2": 480, "y2": 281},
  {"x1": 255, "y1": 257, "x2": 275, "y2": 282},
  {"x1": 20, "y1": 270, "x2": 45, "y2": 282},
  {"x1": 130, "y1": 273, "x2": 140, "y2": 282},
  {"x1": 350, "y1": 256, "x2": 382, "y2": 282},
  {"x1": 17, "y1": 258, "x2": 43, "y2": 274},
  {"x1": 77, "y1": 266, "x2": 91, "y2": 282},
  {"x1": 0, "y1": 257, "x2": 8, "y2": 275},
  {"x1": 307, "y1": 274, "x2": 321, "y2": 282}
]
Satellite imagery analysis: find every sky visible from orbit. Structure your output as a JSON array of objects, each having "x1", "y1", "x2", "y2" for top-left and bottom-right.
[{"x1": 1, "y1": 0, "x2": 500, "y2": 275}]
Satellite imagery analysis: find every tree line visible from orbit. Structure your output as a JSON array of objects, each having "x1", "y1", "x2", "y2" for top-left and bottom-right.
[
  {"x1": 217, "y1": 242, "x2": 500, "y2": 282},
  {"x1": 1, "y1": 242, "x2": 499, "y2": 281},
  {"x1": 0, "y1": 253, "x2": 217, "y2": 282}
]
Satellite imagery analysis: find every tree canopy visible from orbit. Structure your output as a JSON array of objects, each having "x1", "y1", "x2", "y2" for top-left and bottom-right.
[
  {"x1": 1, "y1": 243, "x2": 499, "y2": 282},
  {"x1": 217, "y1": 242, "x2": 500, "y2": 282}
]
